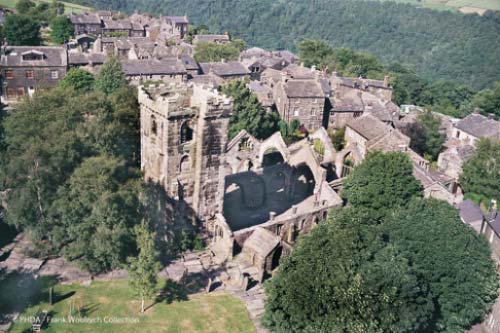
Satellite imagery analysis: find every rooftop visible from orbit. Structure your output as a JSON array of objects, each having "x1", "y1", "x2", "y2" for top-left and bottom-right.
[
  {"x1": 121, "y1": 59, "x2": 187, "y2": 76},
  {"x1": 1, "y1": 46, "x2": 67, "y2": 67},
  {"x1": 70, "y1": 13, "x2": 101, "y2": 25},
  {"x1": 199, "y1": 61, "x2": 250, "y2": 77},
  {"x1": 346, "y1": 114, "x2": 390, "y2": 141},
  {"x1": 459, "y1": 200, "x2": 484, "y2": 224},
  {"x1": 455, "y1": 113, "x2": 500, "y2": 140}
]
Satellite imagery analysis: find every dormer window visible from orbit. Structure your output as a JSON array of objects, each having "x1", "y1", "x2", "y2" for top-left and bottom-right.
[{"x1": 21, "y1": 50, "x2": 45, "y2": 61}]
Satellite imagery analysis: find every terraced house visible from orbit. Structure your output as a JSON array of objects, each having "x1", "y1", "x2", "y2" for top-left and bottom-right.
[{"x1": 0, "y1": 46, "x2": 68, "y2": 102}]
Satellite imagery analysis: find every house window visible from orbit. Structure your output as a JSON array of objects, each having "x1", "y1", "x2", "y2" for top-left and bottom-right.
[
  {"x1": 276, "y1": 224, "x2": 283, "y2": 235},
  {"x1": 5, "y1": 70, "x2": 13, "y2": 79},
  {"x1": 456, "y1": 130, "x2": 461, "y2": 139},
  {"x1": 50, "y1": 70, "x2": 59, "y2": 79},
  {"x1": 6, "y1": 88, "x2": 15, "y2": 98},
  {"x1": 294, "y1": 109, "x2": 299, "y2": 117},
  {"x1": 310, "y1": 109, "x2": 315, "y2": 115},
  {"x1": 17, "y1": 87, "x2": 25, "y2": 96},
  {"x1": 25, "y1": 70, "x2": 34, "y2": 79}
]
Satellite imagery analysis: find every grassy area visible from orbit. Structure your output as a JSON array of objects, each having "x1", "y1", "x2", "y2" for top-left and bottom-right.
[
  {"x1": 1, "y1": 272, "x2": 255, "y2": 333},
  {"x1": 0, "y1": 0, "x2": 92, "y2": 14},
  {"x1": 375, "y1": 0, "x2": 500, "y2": 12}
]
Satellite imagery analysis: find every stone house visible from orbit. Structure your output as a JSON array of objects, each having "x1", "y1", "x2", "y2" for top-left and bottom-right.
[
  {"x1": 97, "y1": 10, "x2": 112, "y2": 21},
  {"x1": 340, "y1": 114, "x2": 461, "y2": 204},
  {"x1": 482, "y1": 211, "x2": 500, "y2": 265},
  {"x1": 68, "y1": 52, "x2": 106, "y2": 73},
  {"x1": 163, "y1": 16, "x2": 189, "y2": 39},
  {"x1": 1, "y1": 46, "x2": 68, "y2": 102},
  {"x1": 69, "y1": 13, "x2": 102, "y2": 36},
  {"x1": 240, "y1": 48, "x2": 292, "y2": 81},
  {"x1": 121, "y1": 59, "x2": 187, "y2": 85},
  {"x1": 271, "y1": 64, "x2": 331, "y2": 131},
  {"x1": 102, "y1": 19, "x2": 145, "y2": 37},
  {"x1": 328, "y1": 73, "x2": 397, "y2": 129},
  {"x1": 452, "y1": 113, "x2": 500, "y2": 146}
]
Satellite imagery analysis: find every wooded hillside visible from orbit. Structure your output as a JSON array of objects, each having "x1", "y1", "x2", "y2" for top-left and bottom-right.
[{"x1": 73, "y1": 0, "x2": 500, "y2": 89}]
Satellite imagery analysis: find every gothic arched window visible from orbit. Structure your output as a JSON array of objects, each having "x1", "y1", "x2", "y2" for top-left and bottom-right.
[
  {"x1": 180, "y1": 121, "x2": 193, "y2": 144},
  {"x1": 151, "y1": 115, "x2": 157, "y2": 135}
]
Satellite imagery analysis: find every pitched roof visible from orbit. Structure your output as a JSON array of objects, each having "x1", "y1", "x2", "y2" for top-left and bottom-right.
[
  {"x1": 103, "y1": 19, "x2": 132, "y2": 30},
  {"x1": 455, "y1": 113, "x2": 500, "y2": 140},
  {"x1": 68, "y1": 52, "x2": 106, "y2": 65},
  {"x1": 346, "y1": 114, "x2": 389, "y2": 141},
  {"x1": 70, "y1": 13, "x2": 101, "y2": 25},
  {"x1": 243, "y1": 227, "x2": 280, "y2": 258},
  {"x1": 459, "y1": 200, "x2": 484, "y2": 224},
  {"x1": 166, "y1": 16, "x2": 188, "y2": 24},
  {"x1": 121, "y1": 59, "x2": 187, "y2": 76},
  {"x1": 1, "y1": 46, "x2": 67, "y2": 67},
  {"x1": 487, "y1": 211, "x2": 500, "y2": 236},
  {"x1": 284, "y1": 80, "x2": 325, "y2": 98},
  {"x1": 199, "y1": 61, "x2": 249, "y2": 77}
]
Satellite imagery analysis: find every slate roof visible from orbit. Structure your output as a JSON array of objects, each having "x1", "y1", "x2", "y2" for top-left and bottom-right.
[
  {"x1": 103, "y1": 19, "x2": 132, "y2": 30},
  {"x1": 121, "y1": 59, "x2": 187, "y2": 76},
  {"x1": 1, "y1": 46, "x2": 67, "y2": 67},
  {"x1": 243, "y1": 227, "x2": 280, "y2": 259},
  {"x1": 459, "y1": 200, "x2": 484, "y2": 224},
  {"x1": 68, "y1": 52, "x2": 106, "y2": 65},
  {"x1": 166, "y1": 16, "x2": 188, "y2": 24},
  {"x1": 487, "y1": 211, "x2": 500, "y2": 236},
  {"x1": 284, "y1": 80, "x2": 325, "y2": 98},
  {"x1": 199, "y1": 61, "x2": 249, "y2": 77},
  {"x1": 180, "y1": 56, "x2": 199, "y2": 70},
  {"x1": 455, "y1": 113, "x2": 500, "y2": 140},
  {"x1": 346, "y1": 114, "x2": 389, "y2": 141},
  {"x1": 70, "y1": 13, "x2": 101, "y2": 25}
]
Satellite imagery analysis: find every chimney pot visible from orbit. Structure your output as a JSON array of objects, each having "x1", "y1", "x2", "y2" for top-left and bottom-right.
[
  {"x1": 383, "y1": 75, "x2": 389, "y2": 87},
  {"x1": 270, "y1": 212, "x2": 276, "y2": 221}
]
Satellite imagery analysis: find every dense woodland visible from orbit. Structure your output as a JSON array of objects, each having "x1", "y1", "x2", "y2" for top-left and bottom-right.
[{"x1": 73, "y1": 0, "x2": 500, "y2": 89}]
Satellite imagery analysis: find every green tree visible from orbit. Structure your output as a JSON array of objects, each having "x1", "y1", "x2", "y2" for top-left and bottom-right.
[
  {"x1": 128, "y1": 220, "x2": 161, "y2": 313},
  {"x1": 50, "y1": 16, "x2": 74, "y2": 44},
  {"x1": 4, "y1": 14, "x2": 41, "y2": 46},
  {"x1": 59, "y1": 68, "x2": 95, "y2": 93},
  {"x1": 49, "y1": 0, "x2": 65, "y2": 16},
  {"x1": 329, "y1": 128, "x2": 345, "y2": 151},
  {"x1": 15, "y1": 0, "x2": 35, "y2": 14},
  {"x1": 473, "y1": 82, "x2": 500, "y2": 119},
  {"x1": 50, "y1": 156, "x2": 141, "y2": 273},
  {"x1": 193, "y1": 41, "x2": 242, "y2": 62},
  {"x1": 221, "y1": 79, "x2": 279, "y2": 139},
  {"x1": 403, "y1": 111, "x2": 445, "y2": 160},
  {"x1": 460, "y1": 138, "x2": 500, "y2": 203},
  {"x1": 298, "y1": 39, "x2": 333, "y2": 68},
  {"x1": 263, "y1": 220, "x2": 433, "y2": 332},
  {"x1": 385, "y1": 199, "x2": 498, "y2": 331},
  {"x1": 342, "y1": 151, "x2": 421, "y2": 219},
  {"x1": 95, "y1": 57, "x2": 128, "y2": 95}
]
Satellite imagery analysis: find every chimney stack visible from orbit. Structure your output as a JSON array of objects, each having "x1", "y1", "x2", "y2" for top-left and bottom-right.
[
  {"x1": 269, "y1": 211, "x2": 276, "y2": 221},
  {"x1": 383, "y1": 75, "x2": 389, "y2": 87}
]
